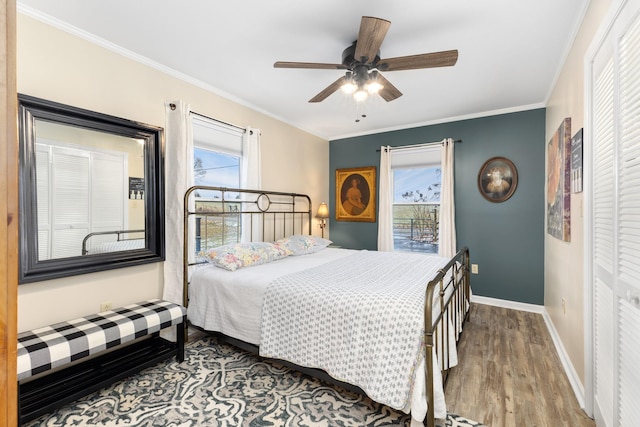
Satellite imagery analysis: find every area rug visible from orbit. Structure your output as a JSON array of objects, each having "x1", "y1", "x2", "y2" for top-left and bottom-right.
[{"x1": 25, "y1": 335, "x2": 486, "y2": 427}]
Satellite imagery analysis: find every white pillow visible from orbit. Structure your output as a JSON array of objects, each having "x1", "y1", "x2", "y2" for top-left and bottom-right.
[
  {"x1": 274, "y1": 235, "x2": 332, "y2": 256},
  {"x1": 200, "y1": 242, "x2": 292, "y2": 271}
]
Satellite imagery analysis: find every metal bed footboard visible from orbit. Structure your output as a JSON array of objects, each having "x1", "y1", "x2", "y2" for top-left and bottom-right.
[
  {"x1": 81, "y1": 229, "x2": 145, "y2": 255},
  {"x1": 423, "y1": 246, "x2": 470, "y2": 427}
]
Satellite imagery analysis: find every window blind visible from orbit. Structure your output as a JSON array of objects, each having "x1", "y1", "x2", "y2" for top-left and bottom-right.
[{"x1": 192, "y1": 114, "x2": 243, "y2": 156}]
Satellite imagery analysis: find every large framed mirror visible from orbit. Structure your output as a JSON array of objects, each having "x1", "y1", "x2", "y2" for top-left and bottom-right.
[{"x1": 18, "y1": 94, "x2": 165, "y2": 283}]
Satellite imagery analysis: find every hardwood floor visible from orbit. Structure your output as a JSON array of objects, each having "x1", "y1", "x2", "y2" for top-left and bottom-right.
[{"x1": 444, "y1": 303, "x2": 595, "y2": 427}]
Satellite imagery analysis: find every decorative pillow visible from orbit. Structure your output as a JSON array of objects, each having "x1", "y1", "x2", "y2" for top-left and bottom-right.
[
  {"x1": 202, "y1": 242, "x2": 292, "y2": 271},
  {"x1": 274, "y1": 235, "x2": 332, "y2": 256}
]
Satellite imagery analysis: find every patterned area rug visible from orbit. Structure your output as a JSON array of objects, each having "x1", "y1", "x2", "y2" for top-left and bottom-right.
[{"x1": 26, "y1": 336, "x2": 486, "y2": 427}]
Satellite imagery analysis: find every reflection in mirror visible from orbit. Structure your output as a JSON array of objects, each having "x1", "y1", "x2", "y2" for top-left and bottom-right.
[
  {"x1": 19, "y1": 94, "x2": 165, "y2": 283},
  {"x1": 35, "y1": 120, "x2": 146, "y2": 260}
]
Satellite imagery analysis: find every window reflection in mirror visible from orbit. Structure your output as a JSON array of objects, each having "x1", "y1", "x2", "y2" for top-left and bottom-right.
[{"x1": 19, "y1": 94, "x2": 165, "y2": 283}]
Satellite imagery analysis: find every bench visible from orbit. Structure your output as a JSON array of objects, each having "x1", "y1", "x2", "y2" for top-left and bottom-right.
[{"x1": 17, "y1": 299, "x2": 187, "y2": 425}]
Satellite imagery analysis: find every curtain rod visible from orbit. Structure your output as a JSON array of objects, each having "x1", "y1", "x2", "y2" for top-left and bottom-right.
[{"x1": 375, "y1": 139, "x2": 462, "y2": 152}]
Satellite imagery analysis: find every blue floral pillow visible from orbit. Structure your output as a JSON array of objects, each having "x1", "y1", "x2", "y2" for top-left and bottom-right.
[
  {"x1": 274, "y1": 235, "x2": 332, "y2": 256},
  {"x1": 202, "y1": 242, "x2": 292, "y2": 271}
]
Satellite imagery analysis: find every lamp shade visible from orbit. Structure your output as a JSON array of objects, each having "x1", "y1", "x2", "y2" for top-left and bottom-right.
[{"x1": 316, "y1": 202, "x2": 329, "y2": 218}]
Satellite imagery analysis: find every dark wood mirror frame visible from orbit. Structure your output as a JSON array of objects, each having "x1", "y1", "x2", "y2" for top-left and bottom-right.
[{"x1": 18, "y1": 94, "x2": 165, "y2": 284}]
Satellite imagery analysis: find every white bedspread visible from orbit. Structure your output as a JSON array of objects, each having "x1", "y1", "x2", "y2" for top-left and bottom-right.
[
  {"x1": 259, "y1": 250, "x2": 451, "y2": 420},
  {"x1": 187, "y1": 248, "x2": 454, "y2": 423}
]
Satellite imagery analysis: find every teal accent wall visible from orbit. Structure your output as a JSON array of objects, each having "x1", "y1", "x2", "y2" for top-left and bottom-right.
[{"x1": 329, "y1": 108, "x2": 545, "y2": 305}]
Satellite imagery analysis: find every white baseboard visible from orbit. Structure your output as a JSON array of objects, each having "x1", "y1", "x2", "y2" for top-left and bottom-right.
[
  {"x1": 541, "y1": 310, "x2": 586, "y2": 409},
  {"x1": 471, "y1": 294, "x2": 545, "y2": 314},
  {"x1": 470, "y1": 295, "x2": 586, "y2": 409}
]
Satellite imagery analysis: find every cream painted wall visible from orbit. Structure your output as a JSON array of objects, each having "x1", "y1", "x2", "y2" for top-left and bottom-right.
[
  {"x1": 545, "y1": 0, "x2": 611, "y2": 388},
  {"x1": 17, "y1": 14, "x2": 329, "y2": 331}
]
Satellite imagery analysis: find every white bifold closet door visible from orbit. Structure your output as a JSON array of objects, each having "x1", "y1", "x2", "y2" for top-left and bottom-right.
[{"x1": 589, "y1": 1, "x2": 640, "y2": 426}]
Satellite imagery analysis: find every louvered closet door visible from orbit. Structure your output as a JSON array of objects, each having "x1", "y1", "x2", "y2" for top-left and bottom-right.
[
  {"x1": 592, "y1": 41, "x2": 615, "y2": 426},
  {"x1": 88, "y1": 152, "x2": 128, "y2": 251},
  {"x1": 616, "y1": 11, "x2": 640, "y2": 426},
  {"x1": 590, "y1": 1, "x2": 640, "y2": 426},
  {"x1": 35, "y1": 145, "x2": 52, "y2": 260},
  {"x1": 51, "y1": 147, "x2": 90, "y2": 258}
]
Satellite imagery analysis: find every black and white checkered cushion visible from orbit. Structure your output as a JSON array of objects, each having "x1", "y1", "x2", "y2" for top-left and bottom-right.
[{"x1": 17, "y1": 299, "x2": 186, "y2": 381}]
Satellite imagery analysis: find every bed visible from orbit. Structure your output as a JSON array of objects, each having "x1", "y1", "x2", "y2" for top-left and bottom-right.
[{"x1": 182, "y1": 186, "x2": 471, "y2": 427}]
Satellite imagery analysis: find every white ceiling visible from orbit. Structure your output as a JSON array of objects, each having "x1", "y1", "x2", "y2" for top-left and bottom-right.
[{"x1": 17, "y1": 0, "x2": 589, "y2": 141}]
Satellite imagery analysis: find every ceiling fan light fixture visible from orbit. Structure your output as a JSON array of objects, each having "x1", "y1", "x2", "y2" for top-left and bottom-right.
[
  {"x1": 341, "y1": 81, "x2": 357, "y2": 94},
  {"x1": 353, "y1": 88, "x2": 368, "y2": 102},
  {"x1": 341, "y1": 72, "x2": 357, "y2": 94},
  {"x1": 367, "y1": 83, "x2": 383, "y2": 94},
  {"x1": 366, "y1": 70, "x2": 383, "y2": 94}
]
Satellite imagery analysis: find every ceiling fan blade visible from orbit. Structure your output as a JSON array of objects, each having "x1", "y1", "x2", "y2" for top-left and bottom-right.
[
  {"x1": 274, "y1": 61, "x2": 348, "y2": 70},
  {"x1": 309, "y1": 76, "x2": 346, "y2": 103},
  {"x1": 376, "y1": 73, "x2": 402, "y2": 102},
  {"x1": 377, "y1": 49, "x2": 458, "y2": 71},
  {"x1": 354, "y1": 16, "x2": 391, "y2": 64}
]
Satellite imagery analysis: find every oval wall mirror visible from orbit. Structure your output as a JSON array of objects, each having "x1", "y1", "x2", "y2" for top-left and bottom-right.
[{"x1": 18, "y1": 94, "x2": 165, "y2": 283}]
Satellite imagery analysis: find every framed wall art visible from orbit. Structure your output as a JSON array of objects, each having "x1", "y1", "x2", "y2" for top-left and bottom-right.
[
  {"x1": 547, "y1": 117, "x2": 571, "y2": 241},
  {"x1": 335, "y1": 166, "x2": 376, "y2": 222},
  {"x1": 571, "y1": 128, "x2": 583, "y2": 193},
  {"x1": 477, "y1": 157, "x2": 518, "y2": 203}
]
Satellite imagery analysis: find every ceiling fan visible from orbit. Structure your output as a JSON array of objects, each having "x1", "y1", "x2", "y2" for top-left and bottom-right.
[{"x1": 274, "y1": 16, "x2": 458, "y2": 103}]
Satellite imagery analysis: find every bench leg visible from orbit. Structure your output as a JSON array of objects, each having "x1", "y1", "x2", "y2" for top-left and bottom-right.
[{"x1": 176, "y1": 319, "x2": 185, "y2": 362}]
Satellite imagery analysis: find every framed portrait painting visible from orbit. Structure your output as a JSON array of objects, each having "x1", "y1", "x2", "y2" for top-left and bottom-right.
[
  {"x1": 335, "y1": 166, "x2": 376, "y2": 222},
  {"x1": 547, "y1": 117, "x2": 571, "y2": 241},
  {"x1": 477, "y1": 157, "x2": 518, "y2": 203}
]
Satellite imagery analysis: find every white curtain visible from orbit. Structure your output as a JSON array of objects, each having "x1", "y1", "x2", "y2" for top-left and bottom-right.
[
  {"x1": 162, "y1": 101, "x2": 193, "y2": 306},
  {"x1": 241, "y1": 127, "x2": 261, "y2": 241},
  {"x1": 438, "y1": 138, "x2": 456, "y2": 258},
  {"x1": 377, "y1": 146, "x2": 393, "y2": 251},
  {"x1": 241, "y1": 127, "x2": 261, "y2": 189}
]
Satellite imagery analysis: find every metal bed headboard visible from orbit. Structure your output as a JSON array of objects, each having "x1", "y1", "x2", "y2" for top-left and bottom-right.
[{"x1": 182, "y1": 186, "x2": 312, "y2": 307}]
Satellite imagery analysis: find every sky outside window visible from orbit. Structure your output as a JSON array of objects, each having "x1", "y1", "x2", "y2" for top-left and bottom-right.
[
  {"x1": 393, "y1": 167, "x2": 441, "y2": 203},
  {"x1": 194, "y1": 148, "x2": 240, "y2": 188}
]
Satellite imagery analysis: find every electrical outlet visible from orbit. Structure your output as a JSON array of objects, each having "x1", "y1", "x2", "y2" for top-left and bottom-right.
[
  {"x1": 100, "y1": 301, "x2": 113, "y2": 312},
  {"x1": 471, "y1": 264, "x2": 479, "y2": 274}
]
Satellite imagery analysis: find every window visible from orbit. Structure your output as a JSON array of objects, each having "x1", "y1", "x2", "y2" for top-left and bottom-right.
[
  {"x1": 391, "y1": 146, "x2": 441, "y2": 254},
  {"x1": 191, "y1": 115, "x2": 243, "y2": 250}
]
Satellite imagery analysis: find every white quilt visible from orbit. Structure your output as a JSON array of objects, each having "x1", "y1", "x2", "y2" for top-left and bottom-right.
[{"x1": 259, "y1": 250, "x2": 452, "y2": 420}]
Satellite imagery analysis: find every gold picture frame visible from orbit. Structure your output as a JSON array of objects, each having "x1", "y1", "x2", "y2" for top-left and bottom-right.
[{"x1": 335, "y1": 166, "x2": 376, "y2": 222}]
